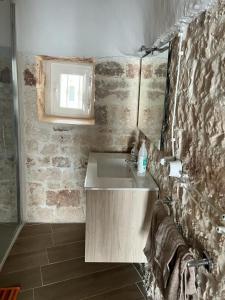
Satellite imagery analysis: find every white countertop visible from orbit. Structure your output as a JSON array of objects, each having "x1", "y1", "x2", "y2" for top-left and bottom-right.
[{"x1": 84, "y1": 152, "x2": 159, "y2": 191}]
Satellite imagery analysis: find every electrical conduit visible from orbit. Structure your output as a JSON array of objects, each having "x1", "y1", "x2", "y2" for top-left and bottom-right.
[{"x1": 171, "y1": 30, "x2": 184, "y2": 157}]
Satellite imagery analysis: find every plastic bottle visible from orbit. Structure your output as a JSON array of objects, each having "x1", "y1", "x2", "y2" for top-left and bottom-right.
[{"x1": 137, "y1": 140, "x2": 148, "y2": 176}]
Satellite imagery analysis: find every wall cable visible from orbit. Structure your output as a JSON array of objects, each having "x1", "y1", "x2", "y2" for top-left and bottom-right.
[{"x1": 171, "y1": 31, "x2": 184, "y2": 157}]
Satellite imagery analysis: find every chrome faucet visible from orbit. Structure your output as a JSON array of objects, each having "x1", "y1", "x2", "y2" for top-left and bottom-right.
[{"x1": 125, "y1": 156, "x2": 137, "y2": 167}]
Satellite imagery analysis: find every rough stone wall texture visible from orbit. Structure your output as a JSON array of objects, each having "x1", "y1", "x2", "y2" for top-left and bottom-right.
[
  {"x1": 141, "y1": 1, "x2": 225, "y2": 299},
  {"x1": 19, "y1": 54, "x2": 140, "y2": 222},
  {"x1": 152, "y1": 0, "x2": 217, "y2": 48},
  {"x1": 0, "y1": 51, "x2": 17, "y2": 222}
]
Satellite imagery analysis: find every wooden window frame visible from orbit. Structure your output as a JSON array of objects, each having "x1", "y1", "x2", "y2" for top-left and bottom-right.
[{"x1": 36, "y1": 55, "x2": 95, "y2": 125}]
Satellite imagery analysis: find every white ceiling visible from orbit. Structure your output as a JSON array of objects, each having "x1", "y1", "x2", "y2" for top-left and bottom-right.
[
  {"x1": 152, "y1": 0, "x2": 216, "y2": 46},
  {"x1": 1, "y1": 0, "x2": 216, "y2": 56}
]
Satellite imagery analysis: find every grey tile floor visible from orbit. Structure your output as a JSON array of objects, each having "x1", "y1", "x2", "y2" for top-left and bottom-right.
[
  {"x1": 0, "y1": 223, "x2": 146, "y2": 300},
  {"x1": 0, "y1": 223, "x2": 18, "y2": 263}
]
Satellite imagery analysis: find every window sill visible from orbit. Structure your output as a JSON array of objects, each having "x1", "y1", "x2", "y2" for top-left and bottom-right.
[
  {"x1": 38, "y1": 115, "x2": 95, "y2": 125},
  {"x1": 36, "y1": 55, "x2": 95, "y2": 126}
]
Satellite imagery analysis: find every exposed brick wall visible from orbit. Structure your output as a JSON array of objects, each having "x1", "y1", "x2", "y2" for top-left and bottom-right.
[
  {"x1": 142, "y1": 1, "x2": 225, "y2": 299},
  {"x1": 19, "y1": 54, "x2": 140, "y2": 222}
]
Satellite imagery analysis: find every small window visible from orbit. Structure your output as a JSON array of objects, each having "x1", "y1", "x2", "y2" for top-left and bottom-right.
[{"x1": 36, "y1": 56, "x2": 95, "y2": 125}]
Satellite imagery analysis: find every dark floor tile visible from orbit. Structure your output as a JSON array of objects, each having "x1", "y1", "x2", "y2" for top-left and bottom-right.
[
  {"x1": 0, "y1": 267, "x2": 42, "y2": 291},
  {"x1": 51, "y1": 223, "x2": 85, "y2": 232},
  {"x1": 2, "y1": 250, "x2": 48, "y2": 274},
  {"x1": 47, "y1": 241, "x2": 84, "y2": 263},
  {"x1": 18, "y1": 289, "x2": 34, "y2": 300},
  {"x1": 0, "y1": 224, "x2": 19, "y2": 264},
  {"x1": 41, "y1": 257, "x2": 119, "y2": 285},
  {"x1": 10, "y1": 234, "x2": 53, "y2": 255},
  {"x1": 34, "y1": 265, "x2": 141, "y2": 300},
  {"x1": 84, "y1": 284, "x2": 145, "y2": 300},
  {"x1": 19, "y1": 224, "x2": 51, "y2": 239},
  {"x1": 133, "y1": 264, "x2": 145, "y2": 277},
  {"x1": 24, "y1": 223, "x2": 41, "y2": 225},
  {"x1": 52, "y1": 223, "x2": 85, "y2": 245}
]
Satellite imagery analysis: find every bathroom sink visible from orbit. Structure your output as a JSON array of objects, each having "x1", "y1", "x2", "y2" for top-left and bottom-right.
[
  {"x1": 84, "y1": 153, "x2": 159, "y2": 191},
  {"x1": 97, "y1": 158, "x2": 132, "y2": 179}
]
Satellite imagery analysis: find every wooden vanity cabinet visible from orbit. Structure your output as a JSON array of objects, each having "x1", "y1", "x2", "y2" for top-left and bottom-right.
[{"x1": 85, "y1": 190, "x2": 157, "y2": 263}]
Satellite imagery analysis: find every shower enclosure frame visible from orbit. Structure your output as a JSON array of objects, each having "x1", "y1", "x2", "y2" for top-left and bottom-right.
[{"x1": 0, "y1": 0, "x2": 23, "y2": 271}]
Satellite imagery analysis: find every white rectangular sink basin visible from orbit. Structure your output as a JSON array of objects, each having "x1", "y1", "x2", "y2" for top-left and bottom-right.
[
  {"x1": 84, "y1": 152, "x2": 159, "y2": 191},
  {"x1": 97, "y1": 158, "x2": 132, "y2": 179}
]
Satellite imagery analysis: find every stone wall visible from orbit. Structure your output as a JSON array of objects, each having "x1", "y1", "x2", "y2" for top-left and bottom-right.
[
  {"x1": 141, "y1": 1, "x2": 225, "y2": 299},
  {"x1": 0, "y1": 49, "x2": 17, "y2": 222},
  {"x1": 19, "y1": 54, "x2": 140, "y2": 222},
  {"x1": 138, "y1": 54, "x2": 168, "y2": 146}
]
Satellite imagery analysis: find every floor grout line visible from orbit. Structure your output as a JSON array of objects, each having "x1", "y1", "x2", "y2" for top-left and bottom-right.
[
  {"x1": 0, "y1": 264, "x2": 45, "y2": 276},
  {"x1": 79, "y1": 282, "x2": 144, "y2": 300},
  {"x1": 24, "y1": 223, "x2": 42, "y2": 226},
  {"x1": 46, "y1": 255, "x2": 85, "y2": 266},
  {"x1": 1, "y1": 242, "x2": 85, "y2": 275},
  {"x1": 17, "y1": 232, "x2": 52, "y2": 239},
  {"x1": 132, "y1": 264, "x2": 144, "y2": 281},
  {"x1": 136, "y1": 282, "x2": 147, "y2": 299},
  {"x1": 50, "y1": 225, "x2": 55, "y2": 246},
  {"x1": 5, "y1": 248, "x2": 50, "y2": 258},
  {"x1": 46, "y1": 249, "x2": 50, "y2": 265},
  {"x1": 49, "y1": 224, "x2": 54, "y2": 235},
  {"x1": 40, "y1": 266, "x2": 44, "y2": 287},
  {"x1": 132, "y1": 264, "x2": 147, "y2": 299},
  {"x1": 16, "y1": 232, "x2": 52, "y2": 241},
  {"x1": 46, "y1": 239, "x2": 85, "y2": 250},
  {"x1": 37, "y1": 264, "x2": 125, "y2": 288},
  {"x1": 16, "y1": 287, "x2": 34, "y2": 293}
]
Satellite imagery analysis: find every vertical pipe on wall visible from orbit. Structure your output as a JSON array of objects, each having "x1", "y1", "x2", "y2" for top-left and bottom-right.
[
  {"x1": 136, "y1": 57, "x2": 143, "y2": 128},
  {"x1": 171, "y1": 30, "x2": 184, "y2": 157}
]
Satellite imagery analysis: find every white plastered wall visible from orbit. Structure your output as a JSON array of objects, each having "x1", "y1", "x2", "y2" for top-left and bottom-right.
[{"x1": 15, "y1": 0, "x2": 215, "y2": 57}]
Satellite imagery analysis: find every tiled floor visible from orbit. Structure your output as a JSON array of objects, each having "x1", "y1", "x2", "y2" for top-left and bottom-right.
[
  {"x1": 0, "y1": 223, "x2": 146, "y2": 300},
  {"x1": 0, "y1": 223, "x2": 19, "y2": 263}
]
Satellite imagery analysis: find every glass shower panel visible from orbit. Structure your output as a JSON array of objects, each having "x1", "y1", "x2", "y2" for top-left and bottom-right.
[{"x1": 0, "y1": 0, "x2": 21, "y2": 266}]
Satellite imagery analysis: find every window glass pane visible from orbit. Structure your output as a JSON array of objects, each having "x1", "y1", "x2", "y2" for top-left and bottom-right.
[{"x1": 60, "y1": 74, "x2": 84, "y2": 109}]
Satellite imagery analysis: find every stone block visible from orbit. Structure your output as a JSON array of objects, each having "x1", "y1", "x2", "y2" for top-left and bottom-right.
[
  {"x1": 142, "y1": 64, "x2": 153, "y2": 79},
  {"x1": 23, "y1": 68, "x2": 36, "y2": 86},
  {"x1": 40, "y1": 143, "x2": 59, "y2": 155},
  {"x1": 52, "y1": 157, "x2": 71, "y2": 168},
  {"x1": 126, "y1": 63, "x2": 140, "y2": 79},
  {"x1": 154, "y1": 63, "x2": 167, "y2": 77},
  {"x1": 26, "y1": 182, "x2": 45, "y2": 206},
  {"x1": 95, "y1": 61, "x2": 124, "y2": 77},
  {"x1": 54, "y1": 206, "x2": 85, "y2": 223},
  {"x1": 46, "y1": 189, "x2": 81, "y2": 207},
  {"x1": 26, "y1": 206, "x2": 55, "y2": 223},
  {"x1": 95, "y1": 105, "x2": 107, "y2": 125}
]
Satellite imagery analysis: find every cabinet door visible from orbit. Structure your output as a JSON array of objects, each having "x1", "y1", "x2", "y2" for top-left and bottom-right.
[{"x1": 85, "y1": 190, "x2": 156, "y2": 263}]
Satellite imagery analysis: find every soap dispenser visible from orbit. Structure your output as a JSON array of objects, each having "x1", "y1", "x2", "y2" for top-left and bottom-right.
[{"x1": 137, "y1": 140, "x2": 148, "y2": 176}]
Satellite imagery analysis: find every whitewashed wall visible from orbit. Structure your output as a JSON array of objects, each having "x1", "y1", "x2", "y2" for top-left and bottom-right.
[{"x1": 15, "y1": 0, "x2": 214, "y2": 57}]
